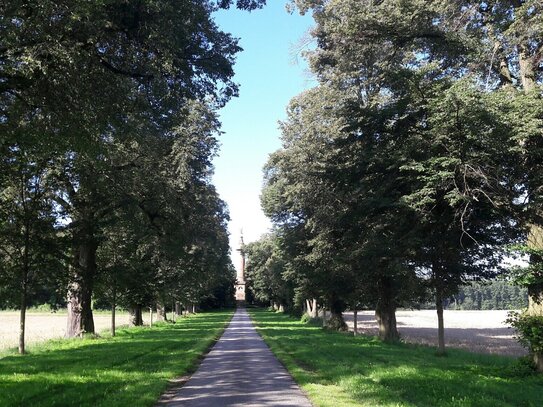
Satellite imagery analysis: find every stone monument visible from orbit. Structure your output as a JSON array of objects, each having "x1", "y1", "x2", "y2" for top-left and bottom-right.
[{"x1": 235, "y1": 233, "x2": 246, "y2": 304}]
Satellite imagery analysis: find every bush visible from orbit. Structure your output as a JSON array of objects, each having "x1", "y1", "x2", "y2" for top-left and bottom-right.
[{"x1": 507, "y1": 311, "x2": 543, "y2": 353}]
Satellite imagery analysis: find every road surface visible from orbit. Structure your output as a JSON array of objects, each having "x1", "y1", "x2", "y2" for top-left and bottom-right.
[{"x1": 158, "y1": 308, "x2": 312, "y2": 407}]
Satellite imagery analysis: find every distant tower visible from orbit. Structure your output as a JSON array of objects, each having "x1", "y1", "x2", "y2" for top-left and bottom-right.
[{"x1": 235, "y1": 232, "x2": 246, "y2": 303}]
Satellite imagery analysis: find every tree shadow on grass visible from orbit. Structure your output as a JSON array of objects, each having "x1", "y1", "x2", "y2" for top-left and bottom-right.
[
  {"x1": 250, "y1": 309, "x2": 543, "y2": 407},
  {"x1": 0, "y1": 311, "x2": 232, "y2": 407}
]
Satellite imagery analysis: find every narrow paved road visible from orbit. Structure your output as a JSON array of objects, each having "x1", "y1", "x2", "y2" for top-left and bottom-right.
[{"x1": 159, "y1": 308, "x2": 312, "y2": 407}]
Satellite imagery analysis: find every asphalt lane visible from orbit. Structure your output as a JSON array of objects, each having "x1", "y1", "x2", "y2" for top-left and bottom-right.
[{"x1": 159, "y1": 307, "x2": 312, "y2": 407}]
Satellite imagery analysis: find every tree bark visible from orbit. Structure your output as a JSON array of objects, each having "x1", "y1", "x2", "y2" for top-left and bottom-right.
[
  {"x1": 353, "y1": 309, "x2": 358, "y2": 336},
  {"x1": 128, "y1": 305, "x2": 143, "y2": 326},
  {"x1": 19, "y1": 202, "x2": 30, "y2": 355},
  {"x1": 305, "y1": 299, "x2": 318, "y2": 318},
  {"x1": 511, "y1": 2, "x2": 542, "y2": 371},
  {"x1": 535, "y1": 353, "x2": 543, "y2": 373},
  {"x1": 111, "y1": 285, "x2": 116, "y2": 337},
  {"x1": 436, "y1": 288, "x2": 446, "y2": 355},
  {"x1": 375, "y1": 277, "x2": 399, "y2": 342},
  {"x1": 19, "y1": 283, "x2": 27, "y2": 354},
  {"x1": 518, "y1": 44, "x2": 536, "y2": 91},
  {"x1": 175, "y1": 301, "x2": 182, "y2": 316},
  {"x1": 327, "y1": 298, "x2": 347, "y2": 331},
  {"x1": 66, "y1": 239, "x2": 97, "y2": 337},
  {"x1": 184, "y1": 303, "x2": 192, "y2": 314},
  {"x1": 157, "y1": 301, "x2": 166, "y2": 321},
  {"x1": 527, "y1": 228, "x2": 543, "y2": 371}
]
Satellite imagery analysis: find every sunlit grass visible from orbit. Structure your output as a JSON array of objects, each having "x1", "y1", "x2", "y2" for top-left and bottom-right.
[
  {"x1": 249, "y1": 308, "x2": 543, "y2": 407},
  {"x1": 0, "y1": 310, "x2": 233, "y2": 407}
]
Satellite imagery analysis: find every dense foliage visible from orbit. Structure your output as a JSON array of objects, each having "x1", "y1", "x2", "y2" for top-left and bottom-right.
[
  {"x1": 245, "y1": 0, "x2": 543, "y2": 366},
  {"x1": 0, "y1": 1, "x2": 265, "y2": 353},
  {"x1": 445, "y1": 281, "x2": 528, "y2": 310}
]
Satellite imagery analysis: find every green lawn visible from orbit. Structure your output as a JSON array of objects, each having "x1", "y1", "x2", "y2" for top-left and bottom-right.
[
  {"x1": 248, "y1": 308, "x2": 543, "y2": 407},
  {"x1": 0, "y1": 309, "x2": 233, "y2": 407}
]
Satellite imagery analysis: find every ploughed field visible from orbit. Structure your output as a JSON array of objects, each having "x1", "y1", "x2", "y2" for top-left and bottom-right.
[
  {"x1": 344, "y1": 310, "x2": 526, "y2": 356},
  {"x1": 0, "y1": 310, "x2": 138, "y2": 352},
  {"x1": 1, "y1": 309, "x2": 526, "y2": 356}
]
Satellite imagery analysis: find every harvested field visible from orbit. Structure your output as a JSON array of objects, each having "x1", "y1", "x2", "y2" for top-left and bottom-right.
[
  {"x1": 344, "y1": 309, "x2": 526, "y2": 356},
  {"x1": 0, "y1": 310, "x2": 144, "y2": 352}
]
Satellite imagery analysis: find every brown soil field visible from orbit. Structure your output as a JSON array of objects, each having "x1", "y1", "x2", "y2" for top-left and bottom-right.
[
  {"x1": 344, "y1": 309, "x2": 526, "y2": 357},
  {"x1": 0, "y1": 311, "x2": 144, "y2": 352},
  {"x1": 1, "y1": 309, "x2": 526, "y2": 357}
]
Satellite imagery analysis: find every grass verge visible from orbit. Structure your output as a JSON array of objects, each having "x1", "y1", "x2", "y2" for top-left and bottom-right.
[
  {"x1": 248, "y1": 308, "x2": 543, "y2": 407},
  {"x1": 0, "y1": 309, "x2": 233, "y2": 407}
]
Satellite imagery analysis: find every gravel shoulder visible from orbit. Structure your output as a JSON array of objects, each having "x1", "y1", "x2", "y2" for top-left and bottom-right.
[{"x1": 343, "y1": 309, "x2": 526, "y2": 356}]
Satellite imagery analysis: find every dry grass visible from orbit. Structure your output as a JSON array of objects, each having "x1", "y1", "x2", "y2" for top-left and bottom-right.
[{"x1": 0, "y1": 310, "x2": 145, "y2": 352}]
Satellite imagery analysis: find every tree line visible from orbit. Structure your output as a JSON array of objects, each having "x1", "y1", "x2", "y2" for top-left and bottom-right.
[
  {"x1": 446, "y1": 280, "x2": 528, "y2": 310},
  {"x1": 0, "y1": 0, "x2": 266, "y2": 354},
  {"x1": 246, "y1": 0, "x2": 543, "y2": 370}
]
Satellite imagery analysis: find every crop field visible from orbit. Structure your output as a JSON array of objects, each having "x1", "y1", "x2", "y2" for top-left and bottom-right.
[
  {"x1": 344, "y1": 309, "x2": 526, "y2": 356},
  {"x1": 0, "y1": 310, "x2": 139, "y2": 352},
  {"x1": 1, "y1": 309, "x2": 525, "y2": 357}
]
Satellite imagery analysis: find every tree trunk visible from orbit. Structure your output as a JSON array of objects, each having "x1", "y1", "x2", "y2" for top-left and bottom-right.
[
  {"x1": 149, "y1": 307, "x2": 153, "y2": 327},
  {"x1": 518, "y1": 44, "x2": 536, "y2": 91},
  {"x1": 66, "y1": 240, "x2": 97, "y2": 337},
  {"x1": 535, "y1": 353, "x2": 543, "y2": 373},
  {"x1": 157, "y1": 301, "x2": 166, "y2": 321},
  {"x1": 20, "y1": 207, "x2": 30, "y2": 355},
  {"x1": 322, "y1": 308, "x2": 327, "y2": 327},
  {"x1": 327, "y1": 298, "x2": 347, "y2": 331},
  {"x1": 184, "y1": 303, "x2": 192, "y2": 314},
  {"x1": 527, "y1": 228, "x2": 543, "y2": 371},
  {"x1": 514, "y1": 7, "x2": 542, "y2": 371},
  {"x1": 175, "y1": 302, "x2": 182, "y2": 316},
  {"x1": 311, "y1": 299, "x2": 317, "y2": 318},
  {"x1": 353, "y1": 309, "x2": 358, "y2": 336},
  {"x1": 436, "y1": 288, "x2": 446, "y2": 355},
  {"x1": 128, "y1": 305, "x2": 143, "y2": 326},
  {"x1": 111, "y1": 285, "x2": 116, "y2": 337},
  {"x1": 375, "y1": 277, "x2": 399, "y2": 342},
  {"x1": 19, "y1": 284, "x2": 27, "y2": 354}
]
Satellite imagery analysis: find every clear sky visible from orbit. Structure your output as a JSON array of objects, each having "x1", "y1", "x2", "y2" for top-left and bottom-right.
[{"x1": 212, "y1": 2, "x2": 315, "y2": 269}]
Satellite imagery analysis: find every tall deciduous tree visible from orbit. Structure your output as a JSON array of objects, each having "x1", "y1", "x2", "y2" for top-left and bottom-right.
[
  {"x1": 1, "y1": 1, "x2": 264, "y2": 337},
  {"x1": 0, "y1": 145, "x2": 63, "y2": 353}
]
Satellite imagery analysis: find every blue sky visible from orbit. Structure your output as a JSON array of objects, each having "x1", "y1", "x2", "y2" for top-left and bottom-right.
[{"x1": 212, "y1": 2, "x2": 314, "y2": 264}]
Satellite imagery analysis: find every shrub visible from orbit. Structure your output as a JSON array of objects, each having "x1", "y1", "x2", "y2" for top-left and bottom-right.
[{"x1": 507, "y1": 311, "x2": 543, "y2": 354}]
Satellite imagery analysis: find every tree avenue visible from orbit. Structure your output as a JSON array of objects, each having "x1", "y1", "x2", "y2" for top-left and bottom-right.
[
  {"x1": 244, "y1": 0, "x2": 543, "y2": 368},
  {"x1": 0, "y1": 0, "x2": 266, "y2": 352}
]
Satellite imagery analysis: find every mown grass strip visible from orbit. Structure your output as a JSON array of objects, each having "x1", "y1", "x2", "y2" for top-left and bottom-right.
[
  {"x1": 248, "y1": 308, "x2": 543, "y2": 407},
  {"x1": 0, "y1": 309, "x2": 233, "y2": 407}
]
